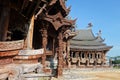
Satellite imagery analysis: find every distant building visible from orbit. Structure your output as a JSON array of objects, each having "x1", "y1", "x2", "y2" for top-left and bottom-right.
[{"x1": 69, "y1": 27, "x2": 113, "y2": 68}]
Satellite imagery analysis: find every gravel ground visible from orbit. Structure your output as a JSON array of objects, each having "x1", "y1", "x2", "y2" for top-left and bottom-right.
[{"x1": 51, "y1": 68, "x2": 120, "y2": 80}]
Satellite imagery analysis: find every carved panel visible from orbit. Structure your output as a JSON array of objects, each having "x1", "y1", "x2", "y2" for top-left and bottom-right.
[
  {"x1": 18, "y1": 49, "x2": 44, "y2": 56},
  {"x1": 89, "y1": 59, "x2": 94, "y2": 63},
  {"x1": 0, "y1": 50, "x2": 19, "y2": 57},
  {"x1": 81, "y1": 58, "x2": 86, "y2": 63},
  {"x1": 14, "y1": 59, "x2": 38, "y2": 64},
  {"x1": 71, "y1": 58, "x2": 78, "y2": 63},
  {"x1": 0, "y1": 57, "x2": 13, "y2": 65},
  {"x1": 97, "y1": 59, "x2": 102, "y2": 63},
  {"x1": 0, "y1": 40, "x2": 24, "y2": 51}
]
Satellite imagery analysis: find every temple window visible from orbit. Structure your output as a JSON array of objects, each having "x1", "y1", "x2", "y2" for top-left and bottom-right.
[
  {"x1": 73, "y1": 52, "x2": 76, "y2": 58},
  {"x1": 98, "y1": 54, "x2": 100, "y2": 59},
  {"x1": 87, "y1": 53, "x2": 92, "y2": 59},
  {"x1": 82, "y1": 53, "x2": 84, "y2": 58},
  {"x1": 46, "y1": 36, "x2": 53, "y2": 50},
  {"x1": 70, "y1": 52, "x2": 74, "y2": 57},
  {"x1": 90, "y1": 53, "x2": 92, "y2": 59},
  {"x1": 79, "y1": 52, "x2": 81, "y2": 57},
  {"x1": 70, "y1": 51, "x2": 72, "y2": 57},
  {"x1": 95, "y1": 53, "x2": 97, "y2": 59},
  {"x1": 87, "y1": 53, "x2": 89, "y2": 59}
]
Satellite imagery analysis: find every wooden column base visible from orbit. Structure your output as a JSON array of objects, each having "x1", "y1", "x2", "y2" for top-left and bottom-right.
[
  {"x1": 57, "y1": 67, "x2": 63, "y2": 77},
  {"x1": 41, "y1": 55, "x2": 46, "y2": 72}
]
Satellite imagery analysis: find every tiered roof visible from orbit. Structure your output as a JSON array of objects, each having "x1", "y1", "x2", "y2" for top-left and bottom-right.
[
  {"x1": 44, "y1": 12, "x2": 76, "y2": 30},
  {"x1": 70, "y1": 28, "x2": 112, "y2": 51}
]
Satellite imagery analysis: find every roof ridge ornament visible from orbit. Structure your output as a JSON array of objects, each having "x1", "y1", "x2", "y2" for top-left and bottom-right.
[
  {"x1": 97, "y1": 30, "x2": 102, "y2": 37},
  {"x1": 87, "y1": 23, "x2": 93, "y2": 29},
  {"x1": 66, "y1": 6, "x2": 71, "y2": 14}
]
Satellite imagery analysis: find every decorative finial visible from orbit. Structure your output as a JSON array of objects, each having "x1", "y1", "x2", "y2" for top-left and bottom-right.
[
  {"x1": 67, "y1": 6, "x2": 71, "y2": 11},
  {"x1": 87, "y1": 23, "x2": 93, "y2": 29},
  {"x1": 97, "y1": 30, "x2": 102, "y2": 36}
]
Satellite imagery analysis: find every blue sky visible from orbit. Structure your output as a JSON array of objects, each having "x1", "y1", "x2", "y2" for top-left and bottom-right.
[{"x1": 66, "y1": 0, "x2": 120, "y2": 57}]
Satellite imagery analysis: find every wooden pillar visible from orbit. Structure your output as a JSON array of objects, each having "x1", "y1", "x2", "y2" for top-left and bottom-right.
[
  {"x1": 101, "y1": 51, "x2": 104, "y2": 67},
  {"x1": 76, "y1": 51, "x2": 80, "y2": 66},
  {"x1": 102, "y1": 51, "x2": 106, "y2": 65},
  {"x1": 66, "y1": 40, "x2": 70, "y2": 59},
  {"x1": 57, "y1": 32, "x2": 63, "y2": 77},
  {"x1": 86, "y1": 51, "x2": 89, "y2": 66},
  {"x1": 65, "y1": 40, "x2": 70, "y2": 68},
  {"x1": 25, "y1": 15, "x2": 34, "y2": 49},
  {"x1": 0, "y1": 2, "x2": 10, "y2": 41},
  {"x1": 96, "y1": 53, "x2": 98, "y2": 59},
  {"x1": 76, "y1": 51, "x2": 79, "y2": 58},
  {"x1": 78, "y1": 59, "x2": 80, "y2": 66},
  {"x1": 63, "y1": 41, "x2": 66, "y2": 59},
  {"x1": 53, "y1": 38, "x2": 55, "y2": 56},
  {"x1": 40, "y1": 28, "x2": 47, "y2": 70},
  {"x1": 94, "y1": 52, "x2": 97, "y2": 67}
]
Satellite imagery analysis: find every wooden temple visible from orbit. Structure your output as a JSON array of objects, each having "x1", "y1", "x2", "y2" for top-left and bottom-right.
[
  {"x1": 0, "y1": 0, "x2": 113, "y2": 79},
  {"x1": 69, "y1": 25, "x2": 113, "y2": 68},
  {"x1": 0, "y1": 0, "x2": 76, "y2": 79}
]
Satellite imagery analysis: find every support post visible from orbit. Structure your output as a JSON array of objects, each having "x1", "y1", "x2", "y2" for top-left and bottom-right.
[
  {"x1": 53, "y1": 38, "x2": 55, "y2": 56},
  {"x1": 40, "y1": 28, "x2": 47, "y2": 71},
  {"x1": 57, "y1": 32, "x2": 63, "y2": 77},
  {"x1": 103, "y1": 52, "x2": 106, "y2": 65},
  {"x1": 86, "y1": 51, "x2": 89, "y2": 66},
  {"x1": 66, "y1": 40, "x2": 70, "y2": 58}
]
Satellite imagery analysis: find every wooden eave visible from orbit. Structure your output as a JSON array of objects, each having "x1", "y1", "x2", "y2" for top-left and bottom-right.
[
  {"x1": 63, "y1": 30, "x2": 77, "y2": 40},
  {"x1": 59, "y1": 0, "x2": 70, "y2": 17},
  {"x1": 70, "y1": 46, "x2": 113, "y2": 52},
  {"x1": 68, "y1": 31, "x2": 77, "y2": 39},
  {"x1": 43, "y1": 12, "x2": 75, "y2": 30},
  {"x1": 10, "y1": 0, "x2": 46, "y2": 20}
]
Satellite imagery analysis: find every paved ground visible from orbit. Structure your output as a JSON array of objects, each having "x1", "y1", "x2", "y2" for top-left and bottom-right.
[{"x1": 51, "y1": 68, "x2": 120, "y2": 80}]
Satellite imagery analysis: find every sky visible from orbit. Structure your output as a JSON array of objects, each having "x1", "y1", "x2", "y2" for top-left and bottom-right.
[{"x1": 66, "y1": 0, "x2": 120, "y2": 57}]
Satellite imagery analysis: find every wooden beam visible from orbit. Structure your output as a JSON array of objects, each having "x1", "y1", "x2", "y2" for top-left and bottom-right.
[
  {"x1": 35, "y1": 3, "x2": 47, "y2": 19},
  {"x1": 21, "y1": 0, "x2": 29, "y2": 10},
  {"x1": 29, "y1": 0, "x2": 41, "y2": 19}
]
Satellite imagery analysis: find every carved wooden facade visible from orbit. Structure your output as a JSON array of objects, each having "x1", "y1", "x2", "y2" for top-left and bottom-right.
[
  {"x1": 0, "y1": 0, "x2": 75, "y2": 78},
  {"x1": 0, "y1": 0, "x2": 113, "y2": 79}
]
